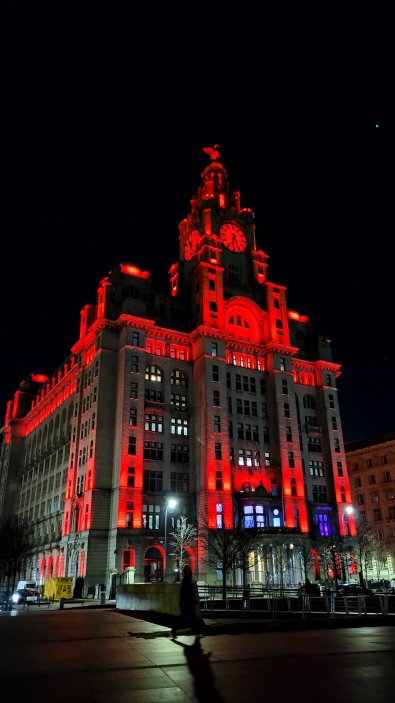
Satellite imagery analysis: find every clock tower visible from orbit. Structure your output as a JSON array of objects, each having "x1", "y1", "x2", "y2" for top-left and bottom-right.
[{"x1": 169, "y1": 147, "x2": 270, "y2": 329}]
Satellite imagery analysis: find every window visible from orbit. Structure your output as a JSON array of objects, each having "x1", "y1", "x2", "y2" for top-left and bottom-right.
[
  {"x1": 357, "y1": 494, "x2": 364, "y2": 505},
  {"x1": 144, "y1": 414, "x2": 164, "y2": 432},
  {"x1": 389, "y1": 506, "x2": 395, "y2": 519},
  {"x1": 128, "y1": 437, "x2": 136, "y2": 455},
  {"x1": 212, "y1": 365, "x2": 219, "y2": 382},
  {"x1": 325, "y1": 374, "x2": 332, "y2": 386},
  {"x1": 284, "y1": 402, "x2": 290, "y2": 418},
  {"x1": 308, "y1": 437, "x2": 322, "y2": 453},
  {"x1": 214, "y1": 416, "x2": 221, "y2": 433},
  {"x1": 132, "y1": 332, "x2": 140, "y2": 346},
  {"x1": 215, "y1": 442, "x2": 222, "y2": 460},
  {"x1": 331, "y1": 416, "x2": 338, "y2": 430},
  {"x1": 359, "y1": 510, "x2": 366, "y2": 524},
  {"x1": 238, "y1": 449, "x2": 254, "y2": 467},
  {"x1": 381, "y1": 455, "x2": 388, "y2": 465},
  {"x1": 367, "y1": 458, "x2": 373, "y2": 468},
  {"x1": 272, "y1": 508, "x2": 281, "y2": 527},
  {"x1": 334, "y1": 438, "x2": 340, "y2": 453},
  {"x1": 383, "y1": 470, "x2": 391, "y2": 482},
  {"x1": 170, "y1": 444, "x2": 189, "y2": 463},
  {"x1": 293, "y1": 508, "x2": 300, "y2": 528},
  {"x1": 170, "y1": 472, "x2": 189, "y2": 493},
  {"x1": 281, "y1": 379, "x2": 288, "y2": 395},
  {"x1": 216, "y1": 470, "x2": 223, "y2": 490},
  {"x1": 385, "y1": 488, "x2": 395, "y2": 500},
  {"x1": 129, "y1": 408, "x2": 137, "y2": 426},
  {"x1": 130, "y1": 382, "x2": 138, "y2": 399},
  {"x1": 337, "y1": 461, "x2": 343, "y2": 477},
  {"x1": 170, "y1": 393, "x2": 186, "y2": 409},
  {"x1": 303, "y1": 394, "x2": 315, "y2": 409},
  {"x1": 143, "y1": 504, "x2": 160, "y2": 530},
  {"x1": 145, "y1": 365, "x2": 162, "y2": 382},
  {"x1": 209, "y1": 279, "x2": 216, "y2": 291},
  {"x1": 368, "y1": 474, "x2": 376, "y2": 485},
  {"x1": 131, "y1": 355, "x2": 139, "y2": 373},
  {"x1": 127, "y1": 466, "x2": 135, "y2": 488},
  {"x1": 145, "y1": 388, "x2": 163, "y2": 402},
  {"x1": 312, "y1": 484, "x2": 327, "y2": 503},
  {"x1": 371, "y1": 491, "x2": 379, "y2": 503},
  {"x1": 309, "y1": 460, "x2": 324, "y2": 476},
  {"x1": 285, "y1": 426, "x2": 293, "y2": 442},
  {"x1": 355, "y1": 477, "x2": 362, "y2": 488},
  {"x1": 171, "y1": 417, "x2": 189, "y2": 436},
  {"x1": 275, "y1": 319, "x2": 283, "y2": 329},
  {"x1": 209, "y1": 301, "x2": 218, "y2": 312},
  {"x1": 290, "y1": 477, "x2": 297, "y2": 496},
  {"x1": 315, "y1": 513, "x2": 329, "y2": 536},
  {"x1": 340, "y1": 485, "x2": 346, "y2": 502},
  {"x1": 171, "y1": 369, "x2": 187, "y2": 386},
  {"x1": 125, "y1": 501, "x2": 134, "y2": 528},
  {"x1": 274, "y1": 297, "x2": 280, "y2": 309},
  {"x1": 288, "y1": 451, "x2": 295, "y2": 468},
  {"x1": 373, "y1": 508, "x2": 382, "y2": 522},
  {"x1": 211, "y1": 341, "x2": 218, "y2": 355},
  {"x1": 243, "y1": 505, "x2": 265, "y2": 528},
  {"x1": 279, "y1": 356, "x2": 286, "y2": 371},
  {"x1": 143, "y1": 469, "x2": 163, "y2": 491},
  {"x1": 226, "y1": 372, "x2": 231, "y2": 389},
  {"x1": 143, "y1": 441, "x2": 163, "y2": 460},
  {"x1": 216, "y1": 503, "x2": 223, "y2": 528},
  {"x1": 328, "y1": 394, "x2": 335, "y2": 409},
  {"x1": 213, "y1": 390, "x2": 220, "y2": 407}
]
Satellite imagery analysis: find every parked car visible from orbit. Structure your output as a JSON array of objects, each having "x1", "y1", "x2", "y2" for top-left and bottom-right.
[
  {"x1": 297, "y1": 582, "x2": 331, "y2": 597},
  {"x1": 368, "y1": 580, "x2": 390, "y2": 594},
  {"x1": 10, "y1": 588, "x2": 38, "y2": 605},
  {"x1": 0, "y1": 591, "x2": 10, "y2": 609},
  {"x1": 336, "y1": 582, "x2": 373, "y2": 597}
]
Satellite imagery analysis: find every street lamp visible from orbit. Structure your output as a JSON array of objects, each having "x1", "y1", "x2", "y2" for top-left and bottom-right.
[{"x1": 164, "y1": 498, "x2": 177, "y2": 576}]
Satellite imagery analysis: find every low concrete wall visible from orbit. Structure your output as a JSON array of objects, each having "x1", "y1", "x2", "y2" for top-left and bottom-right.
[{"x1": 116, "y1": 583, "x2": 181, "y2": 615}]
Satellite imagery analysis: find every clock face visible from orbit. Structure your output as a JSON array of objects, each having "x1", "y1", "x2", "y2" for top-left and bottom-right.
[
  {"x1": 184, "y1": 229, "x2": 200, "y2": 261},
  {"x1": 219, "y1": 223, "x2": 247, "y2": 252}
]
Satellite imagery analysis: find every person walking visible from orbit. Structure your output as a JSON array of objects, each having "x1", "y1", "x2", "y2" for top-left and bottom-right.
[{"x1": 171, "y1": 564, "x2": 205, "y2": 639}]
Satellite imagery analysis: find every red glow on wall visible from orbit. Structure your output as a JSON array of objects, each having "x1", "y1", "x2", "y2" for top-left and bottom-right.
[
  {"x1": 122, "y1": 549, "x2": 135, "y2": 570},
  {"x1": 40, "y1": 556, "x2": 46, "y2": 578},
  {"x1": 288, "y1": 310, "x2": 309, "y2": 323},
  {"x1": 120, "y1": 263, "x2": 150, "y2": 278},
  {"x1": 31, "y1": 373, "x2": 49, "y2": 383}
]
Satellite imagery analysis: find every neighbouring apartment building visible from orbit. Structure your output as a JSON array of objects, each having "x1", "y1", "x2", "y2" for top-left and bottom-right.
[
  {"x1": 0, "y1": 149, "x2": 356, "y2": 596},
  {"x1": 346, "y1": 432, "x2": 395, "y2": 582}
]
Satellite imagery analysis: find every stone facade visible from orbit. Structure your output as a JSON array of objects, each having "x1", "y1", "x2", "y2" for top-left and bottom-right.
[{"x1": 0, "y1": 152, "x2": 356, "y2": 595}]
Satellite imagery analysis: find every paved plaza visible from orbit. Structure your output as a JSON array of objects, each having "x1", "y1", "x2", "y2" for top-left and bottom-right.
[{"x1": 0, "y1": 605, "x2": 394, "y2": 702}]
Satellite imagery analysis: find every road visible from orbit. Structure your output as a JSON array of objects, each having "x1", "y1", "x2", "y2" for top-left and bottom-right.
[{"x1": 0, "y1": 606, "x2": 394, "y2": 702}]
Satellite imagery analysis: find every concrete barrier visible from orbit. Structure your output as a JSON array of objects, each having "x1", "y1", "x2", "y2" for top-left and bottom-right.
[{"x1": 116, "y1": 583, "x2": 180, "y2": 615}]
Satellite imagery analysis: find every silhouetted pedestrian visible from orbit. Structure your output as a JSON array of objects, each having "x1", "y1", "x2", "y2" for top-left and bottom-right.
[{"x1": 171, "y1": 564, "x2": 205, "y2": 639}]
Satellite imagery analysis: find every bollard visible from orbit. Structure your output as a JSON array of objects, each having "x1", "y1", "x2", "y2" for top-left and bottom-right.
[{"x1": 59, "y1": 598, "x2": 65, "y2": 609}]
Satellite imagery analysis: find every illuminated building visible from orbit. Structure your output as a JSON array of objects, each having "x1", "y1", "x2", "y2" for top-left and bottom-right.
[
  {"x1": 346, "y1": 433, "x2": 395, "y2": 581},
  {"x1": 0, "y1": 150, "x2": 356, "y2": 594}
]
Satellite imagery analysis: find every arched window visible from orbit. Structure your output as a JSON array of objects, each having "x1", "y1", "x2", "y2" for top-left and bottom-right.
[
  {"x1": 145, "y1": 365, "x2": 163, "y2": 383},
  {"x1": 171, "y1": 370, "x2": 187, "y2": 386},
  {"x1": 229, "y1": 315, "x2": 250, "y2": 328}
]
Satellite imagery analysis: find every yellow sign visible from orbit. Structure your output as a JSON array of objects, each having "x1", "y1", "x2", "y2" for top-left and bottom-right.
[{"x1": 44, "y1": 577, "x2": 73, "y2": 600}]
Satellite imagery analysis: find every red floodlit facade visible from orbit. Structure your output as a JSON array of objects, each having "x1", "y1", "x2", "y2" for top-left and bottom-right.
[{"x1": 0, "y1": 150, "x2": 356, "y2": 594}]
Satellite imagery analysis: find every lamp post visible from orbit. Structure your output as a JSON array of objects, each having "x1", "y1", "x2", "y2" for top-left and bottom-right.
[{"x1": 164, "y1": 498, "x2": 177, "y2": 579}]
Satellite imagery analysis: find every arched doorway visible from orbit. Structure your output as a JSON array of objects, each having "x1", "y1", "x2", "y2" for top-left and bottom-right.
[{"x1": 144, "y1": 546, "x2": 164, "y2": 582}]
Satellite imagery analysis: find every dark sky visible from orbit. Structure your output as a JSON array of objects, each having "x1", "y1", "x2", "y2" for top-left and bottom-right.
[{"x1": 2, "y1": 6, "x2": 395, "y2": 442}]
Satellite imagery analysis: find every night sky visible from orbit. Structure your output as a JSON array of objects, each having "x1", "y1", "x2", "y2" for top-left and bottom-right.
[{"x1": 2, "y1": 6, "x2": 395, "y2": 442}]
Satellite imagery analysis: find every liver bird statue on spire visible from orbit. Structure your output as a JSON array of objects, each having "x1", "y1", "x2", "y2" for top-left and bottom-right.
[{"x1": 203, "y1": 144, "x2": 221, "y2": 161}]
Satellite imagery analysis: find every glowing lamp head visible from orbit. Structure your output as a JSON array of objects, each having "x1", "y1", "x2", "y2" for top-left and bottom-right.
[
  {"x1": 345, "y1": 506, "x2": 354, "y2": 515},
  {"x1": 167, "y1": 498, "x2": 177, "y2": 510}
]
